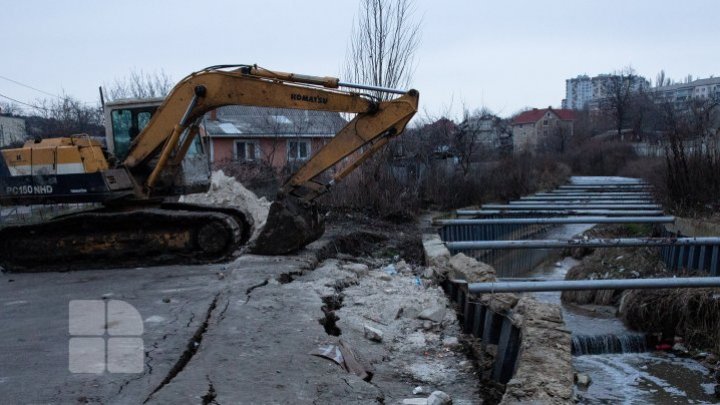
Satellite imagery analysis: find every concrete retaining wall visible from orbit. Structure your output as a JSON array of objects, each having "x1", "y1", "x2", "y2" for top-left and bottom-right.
[{"x1": 423, "y1": 234, "x2": 574, "y2": 404}]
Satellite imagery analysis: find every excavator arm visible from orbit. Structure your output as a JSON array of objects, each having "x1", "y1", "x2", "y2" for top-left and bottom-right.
[
  {"x1": 121, "y1": 65, "x2": 418, "y2": 254},
  {"x1": 123, "y1": 65, "x2": 419, "y2": 203}
]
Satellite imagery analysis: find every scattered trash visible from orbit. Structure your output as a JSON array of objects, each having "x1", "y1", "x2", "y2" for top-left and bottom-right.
[
  {"x1": 574, "y1": 373, "x2": 592, "y2": 388},
  {"x1": 363, "y1": 324, "x2": 384, "y2": 342},
  {"x1": 414, "y1": 277, "x2": 422, "y2": 287},
  {"x1": 442, "y1": 336, "x2": 459, "y2": 348},
  {"x1": 402, "y1": 398, "x2": 427, "y2": 405},
  {"x1": 162, "y1": 297, "x2": 171, "y2": 303},
  {"x1": 655, "y1": 343, "x2": 672, "y2": 351},
  {"x1": 427, "y1": 390, "x2": 451, "y2": 405},
  {"x1": 383, "y1": 264, "x2": 397, "y2": 276},
  {"x1": 672, "y1": 342, "x2": 689, "y2": 353},
  {"x1": 413, "y1": 386, "x2": 424, "y2": 395},
  {"x1": 310, "y1": 339, "x2": 373, "y2": 382}
]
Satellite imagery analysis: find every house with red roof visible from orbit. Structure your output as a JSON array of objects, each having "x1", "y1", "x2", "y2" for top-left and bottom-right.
[{"x1": 511, "y1": 107, "x2": 575, "y2": 153}]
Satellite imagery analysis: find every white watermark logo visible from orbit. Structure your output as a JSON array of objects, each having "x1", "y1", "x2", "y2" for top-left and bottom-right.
[{"x1": 69, "y1": 300, "x2": 144, "y2": 374}]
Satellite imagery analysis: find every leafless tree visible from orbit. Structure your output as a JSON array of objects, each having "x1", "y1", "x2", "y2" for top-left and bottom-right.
[
  {"x1": 655, "y1": 70, "x2": 673, "y2": 88},
  {"x1": 601, "y1": 67, "x2": 647, "y2": 138},
  {"x1": 0, "y1": 101, "x2": 24, "y2": 116},
  {"x1": 29, "y1": 94, "x2": 103, "y2": 138},
  {"x1": 343, "y1": 0, "x2": 421, "y2": 99},
  {"x1": 105, "y1": 69, "x2": 173, "y2": 101}
]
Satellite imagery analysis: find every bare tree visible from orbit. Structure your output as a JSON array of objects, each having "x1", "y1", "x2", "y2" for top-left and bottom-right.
[
  {"x1": 601, "y1": 67, "x2": 647, "y2": 138},
  {"x1": 343, "y1": 0, "x2": 421, "y2": 99},
  {"x1": 28, "y1": 94, "x2": 103, "y2": 138},
  {"x1": 105, "y1": 69, "x2": 173, "y2": 101},
  {"x1": 655, "y1": 70, "x2": 673, "y2": 88},
  {"x1": 0, "y1": 101, "x2": 24, "y2": 116}
]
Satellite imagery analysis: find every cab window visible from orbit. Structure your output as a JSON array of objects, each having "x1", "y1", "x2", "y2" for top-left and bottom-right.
[{"x1": 111, "y1": 107, "x2": 157, "y2": 160}]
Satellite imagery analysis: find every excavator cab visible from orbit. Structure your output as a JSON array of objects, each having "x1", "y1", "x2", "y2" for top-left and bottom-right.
[{"x1": 104, "y1": 98, "x2": 211, "y2": 196}]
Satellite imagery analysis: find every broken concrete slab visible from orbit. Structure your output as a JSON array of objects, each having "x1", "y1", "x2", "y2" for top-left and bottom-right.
[
  {"x1": 448, "y1": 253, "x2": 496, "y2": 283},
  {"x1": 428, "y1": 390, "x2": 452, "y2": 405},
  {"x1": 363, "y1": 324, "x2": 384, "y2": 342},
  {"x1": 418, "y1": 306, "x2": 447, "y2": 323}
]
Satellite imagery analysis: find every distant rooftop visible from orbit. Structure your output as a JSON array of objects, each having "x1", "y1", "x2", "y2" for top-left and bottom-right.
[
  {"x1": 512, "y1": 107, "x2": 575, "y2": 125},
  {"x1": 204, "y1": 106, "x2": 347, "y2": 138}
]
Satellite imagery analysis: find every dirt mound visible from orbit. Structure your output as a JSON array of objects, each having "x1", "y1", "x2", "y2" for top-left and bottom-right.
[
  {"x1": 561, "y1": 225, "x2": 667, "y2": 305},
  {"x1": 621, "y1": 288, "x2": 720, "y2": 353},
  {"x1": 181, "y1": 170, "x2": 271, "y2": 241}
]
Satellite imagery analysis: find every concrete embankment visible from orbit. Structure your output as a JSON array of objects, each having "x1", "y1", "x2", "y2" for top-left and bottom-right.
[{"x1": 423, "y1": 234, "x2": 574, "y2": 404}]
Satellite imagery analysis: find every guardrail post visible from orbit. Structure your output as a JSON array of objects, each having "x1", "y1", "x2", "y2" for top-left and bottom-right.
[
  {"x1": 492, "y1": 318, "x2": 521, "y2": 383},
  {"x1": 482, "y1": 310, "x2": 503, "y2": 345}
]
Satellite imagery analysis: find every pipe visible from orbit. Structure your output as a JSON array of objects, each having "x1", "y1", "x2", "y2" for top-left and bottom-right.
[
  {"x1": 338, "y1": 81, "x2": 407, "y2": 95},
  {"x1": 521, "y1": 196, "x2": 654, "y2": 201},
  {"x1": 446, "y1": 237, "x2": 720, "y2": 250},
  {"x1": 481, "y1": 204, "x2": 662, "y2": 210},
  {"x1": 509, "y1": 200, "x2": 655, "y2": 205},
  {"x1": 468, "y1": 277, "x2": 720, "y2": 294},
  {"x1": 438, "y1": 216, "x2": 675, "y2": 225},
  {"x1": 456, "y1": 209, "x2": 664, "y2": 216}
]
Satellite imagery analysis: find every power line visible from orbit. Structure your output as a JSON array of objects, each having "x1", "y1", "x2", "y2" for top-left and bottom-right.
[
  {"x1": 0, "y1": 74, "x2": 63, "y2": 99},
  {"x1": 0, "y1": 74, "x2": 98, "y2": 106},
  {"x1": 0, "y1": 92, "x2": 51, "y2": 112}
]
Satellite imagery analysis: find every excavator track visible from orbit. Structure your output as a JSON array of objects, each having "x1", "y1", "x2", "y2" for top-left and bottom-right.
[{"x1": 0, "y1": 203, "x2": 251, "y2": 272}]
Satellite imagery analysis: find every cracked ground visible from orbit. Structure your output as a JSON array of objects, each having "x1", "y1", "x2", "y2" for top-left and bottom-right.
[{"x1": 0, "y1": 227, "x2": 481, "y2": 404}]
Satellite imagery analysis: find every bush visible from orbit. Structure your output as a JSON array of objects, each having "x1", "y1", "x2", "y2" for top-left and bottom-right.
[
  {"x1": 563, "y1": 139, "x2": 638, "y2": 176},
  {"x1": 661, "y1": 137, "x2": 720, "y2": 215}
]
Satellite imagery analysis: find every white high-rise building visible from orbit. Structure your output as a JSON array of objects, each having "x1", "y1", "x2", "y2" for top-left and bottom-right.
[
  {"x1": 562, "y1": 75, "x2": 593, "y2": 110},
  {"x1": 562, "y1": 74, "x2": 650, "y2": 110}
]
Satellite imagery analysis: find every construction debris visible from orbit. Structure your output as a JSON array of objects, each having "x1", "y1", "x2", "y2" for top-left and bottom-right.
[{"x1": 180, "y1": 170, "x2": 270, "y2": 241}]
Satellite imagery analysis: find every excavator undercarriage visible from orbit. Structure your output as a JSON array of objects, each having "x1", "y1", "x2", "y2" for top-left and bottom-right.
[{"x1": 0, "y1": 202, "x2": 251, "y2": 272}]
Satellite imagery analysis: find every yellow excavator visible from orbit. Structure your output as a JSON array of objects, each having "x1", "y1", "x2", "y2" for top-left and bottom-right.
[{"x1": 0, "y1": 65, "x2": 419, "y2": 271}]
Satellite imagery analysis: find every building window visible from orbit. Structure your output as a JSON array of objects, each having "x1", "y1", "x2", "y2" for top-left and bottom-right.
[
  {"x1": 288, "y1": 140, "x2": 310, "y2": 161},
  {"x1": 543, "y1": 120, "x2": 548, "y2": 126},
  {"x1": 234, "y1": 140, "x2": 259, "y2": 161}
]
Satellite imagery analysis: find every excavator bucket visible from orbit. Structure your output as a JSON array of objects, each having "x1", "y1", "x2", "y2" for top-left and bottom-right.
[{"x1": 250, "y1": 196, "x2": 325, "y2": 255}]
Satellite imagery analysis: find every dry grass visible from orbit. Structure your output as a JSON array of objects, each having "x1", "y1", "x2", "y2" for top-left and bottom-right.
[{"x1": 620, "y1": 288, "x2": 720, "y2": 352}]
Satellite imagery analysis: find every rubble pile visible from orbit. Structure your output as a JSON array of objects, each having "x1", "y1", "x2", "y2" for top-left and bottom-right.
[{"x1": 181, "y1": 170, "x2": 271, "y2": 240}]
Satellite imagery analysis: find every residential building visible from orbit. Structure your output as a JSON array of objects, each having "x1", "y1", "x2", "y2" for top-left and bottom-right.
[
  {"x1": 202, "y1": 106, "x2": 346, "y2": 169},
  {"x1": 511, "y1": 107, "x2": 575, "y2": 153},
  {"x1": 562, "y1": 75, "x2": 593, "y2": 110},
  {"x1": 651, "y1": 76, "x2": 720, "y2": 104},
  {"x1": 562, "y1": 74, "x2": 650, "y2": 110},
  {"x1": 0, "y1": 115, "x2": 27, "y2": 147},
  {"x1": 456, "y1": 114, "x2": 512, "y2": 154}
]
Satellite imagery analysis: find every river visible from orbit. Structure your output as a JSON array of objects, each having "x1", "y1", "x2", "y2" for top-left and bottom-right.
[{"x1": 525, "y1": 224, "x2": 717, "y2": 404}]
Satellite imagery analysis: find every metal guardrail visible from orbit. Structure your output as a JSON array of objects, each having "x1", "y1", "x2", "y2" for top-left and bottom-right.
[
  {"x1": 446, "y1": 237, "x2": 720, "y2": 250},
  {"x1": 468, "y1": 277, "x2": 720, "y2": 294},
  {"x1": 457, "y1": 209, "x2": 665, "y2": 217},
  {"x1": 439, "y1": 216, "x2": 675, "y2": 226},
  {"x1": 443, "y1": 177, "x2": 720, "y2": 277}
]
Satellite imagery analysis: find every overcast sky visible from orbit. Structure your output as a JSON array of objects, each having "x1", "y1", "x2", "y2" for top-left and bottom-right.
[{"x1": 1, "y1": 0, "x2": 718, "y2": 120}]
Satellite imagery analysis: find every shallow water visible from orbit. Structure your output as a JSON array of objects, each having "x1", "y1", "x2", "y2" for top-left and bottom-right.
[{"x1": 525, "y1": 224, "x2": 716, "y2": 404}]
